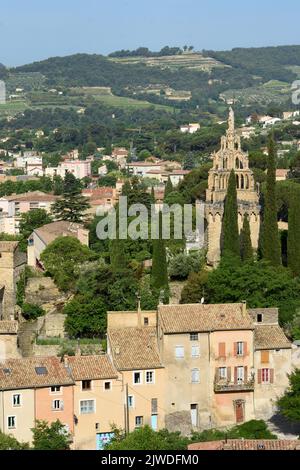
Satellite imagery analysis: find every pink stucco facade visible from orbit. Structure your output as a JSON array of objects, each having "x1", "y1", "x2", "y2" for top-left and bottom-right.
[{"x1": 35, "y1": 386, "x2": 74, "y2": 434}]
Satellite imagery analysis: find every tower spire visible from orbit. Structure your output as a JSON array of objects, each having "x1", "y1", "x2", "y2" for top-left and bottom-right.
[{"x1": 228, "y1": 107, "x2": 235, "y2": 132}]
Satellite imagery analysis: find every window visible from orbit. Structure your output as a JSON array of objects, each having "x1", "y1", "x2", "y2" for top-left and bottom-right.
[
  {"x1": 219, "y1": 367, "x2": 227, "y2": 380},
  {"x1": 175, "y1": 346, "x2": 184, "y2": 359},
  {"x1": 133, "y1": 372, "x2": 142, "y2": 385},
  {"x1": 50, "y1": 386, "x2": 61, "y2": 394},
  {"x1": 261, "y1": 350, "x2": 269, "y2": 364},
  {"x1": 35, "y1": 366, "x2": 47, "y2": 375},
  {"x1": 262, "y1": 368, "x2": 270, "y2": 384},
  {"x1": 135, "y1": 416, "x2": 143, "y2": 428},
  {"x1": 82, "y1": 380, "x2": 92, "y2": 391},
  {"x1": 144, "y1": 317, "x2": 149, "y2": 326},
  {"x1": 145, "y1": 371, "x2": 155, "y2": 384},
  {"x1": 80, "y1": 400, "x2": 95, "y2": 415},
  {"x1": 190, "y1": 333, "x2": 199, "y2": 341},
  {"x1": 52, "y1": 399, "x2": 63, "y2": 411},
  {"x1": 237, "y1": 367, "x2": 244, "y2": 384},
  {"x1": 237, "y1": 342, "x2": 244, "y2": 356},
  {"x1": 104, "y1": 381, "x2": 111, "y2": 391},
  {"x1": 128, "y1": 396, "x2": 135, "y2": 408},
  {"x1": 12, "y1": 394, "x2": 21, "y2": 407},
  {"x1": 257, "y1": 314, "x2": 263, "y2": 323},
  {"x1": 191, "y1": 368, "x2": 200, "y2": 384},
  {"x1": 151, "y1": 398, "x2": 158, "y2": 414},
  {"x1": 8, "y1": 416, "x2": 16, "y2": 429},
  {"x1": 191, "y1": 345, "x2": 200, "y2": 358}
]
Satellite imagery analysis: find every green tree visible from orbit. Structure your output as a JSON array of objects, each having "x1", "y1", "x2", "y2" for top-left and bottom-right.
[
  {"x1": 0, "y1": 431, "x2": 29, "y2": 450},
  {"x1": 222, "y1": 170, "x2": 240, "y2": 259},
  {"x1": 169, "y1": 251, "x2": 205, "y2": 280},
  {"x1": 32, "y1": 420, "x2": 71, "y2": 450},
  {"x1": 240, "y1": 214, "x2": 253, "y2": 262},
  {"x1": 180, "y1": 270, "x2": 209, "y2": 304},
  {"x1": 106, "y1": 426, "x2": 189, "y2": 450},
  {"x1": 164, "y1": 177, "x2": 173, "y2": 198},
  {"x1": 51, "y1": 172, "x2": 90, "y2": 223},
  {"x1": 22, "y1": 303, "x2": 45, "y2": 321},
  {"x1": 151, "y1": 212, "x2": 169, "y2": 303},
  {"x1": 64, "y1": 295, "x2": 107, "y2": 337},
  {"x1": 191, "y1": 420, "x2": 276, "y2": 442},
  {"x1": 262, "y1": 136, "x2": 281, "y2": 266},
  {"x1": 277, "y1": 369, "x2": 300, "y2": 422},
  {"x1": 110, "y1": 237, "x2": 128, "y2": 272},
  {"x1": 41, "y1": 236, "x2": 96, "y2": 291},
  {"x1": 287, "y1": 188, "x2": 300, "y2": 276}
]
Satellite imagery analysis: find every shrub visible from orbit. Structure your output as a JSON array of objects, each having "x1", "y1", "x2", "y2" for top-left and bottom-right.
[{"x1": 22, "y1": 303, "x2": 45, "y2": 321}]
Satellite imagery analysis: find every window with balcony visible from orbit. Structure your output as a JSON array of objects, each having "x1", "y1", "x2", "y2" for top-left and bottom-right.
[
  {"x1": 219, "y1": 367, "x2": 227, "y2": 380},
  {"x1": 237, "y1": 342, "x2": 244, "y2": 356}
]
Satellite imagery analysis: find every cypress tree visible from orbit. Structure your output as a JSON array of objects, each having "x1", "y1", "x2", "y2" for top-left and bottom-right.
[
  {"x1": 240, "y1": 214, "x2": 253, "y2": 262},
  {"x1": 110, "y1": 237, "x2": 127, "y2": 272},
  {"x1": 165, "y1": 177, "x2": 173, "y2": 198},
  {"x1": 262, "y1": 136, "x2": 281, "y2": 266},
  {"x1": 151, "y1": 186, "x2": 155, "y2": 204},
  {"x1": 287, "y1": 188, "x2": 300, "y2": 276},
  {"x1": 222, "y1": 170, "x2": 240, "y2": 259},
  {"x1": 151, "y1": 211, "x2": 169, "y2": 303}
]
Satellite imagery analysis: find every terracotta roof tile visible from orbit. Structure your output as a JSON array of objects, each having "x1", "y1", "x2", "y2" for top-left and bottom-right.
[
  {"x1": 108, "y1": 327, "x2": 163, "y2": 371},
  {"x1": 34, "y1": 221, "x2": 87, "y2": 245},
  {"x1": 0, "y1": 357, "x2": 74, "y2": 390},
  {"x1": 67, "y1": 355, "x2": 118, "y2": 381},
  {"x1": 254, "y1": 325, "x2": 292, "y2": 350},
  {"x1": 159, "y1": 303, "x2": 253, "y2": 334},
  {"x1": 0, "y1": 241, "x2": 19, "y2": 252},
  {"x1": 188, "y1": 440, "x2": 300, "y2": 450}
]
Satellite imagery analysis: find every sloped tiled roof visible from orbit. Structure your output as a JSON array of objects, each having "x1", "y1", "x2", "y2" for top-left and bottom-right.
[
  {"x1": 159, "y1": 303, "x2": 253, "y2": 334},
  {"x1": 67, "y1": 355, "x2": 118, "y2": 381},
  {"x1": 0, "y1": 241, "x2": 19, "y2": 252},
  {"x1": 5, "y1": 191, "x2": 58, "y2": 202},
  {"x1": 189, "y1": 440, "x2": 300, "y2": 451},
  {"x1": 0, "y1": 357, "x2": 74, "y2": 391},
  {"x1": 108, "y1": 327, "x2": 163, "y2": 371},
  {"x1": 254, "y1": 325, "x2": 292, "y2": 350},
  {"x1": 0, "y1": 321, "x2": 18, "y2": 334},
  {"x1": 34, "y1": 221, "x2": 86, "y2": 245}
]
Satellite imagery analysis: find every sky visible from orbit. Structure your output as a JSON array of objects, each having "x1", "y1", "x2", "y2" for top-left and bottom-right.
[{"x1": 1, "y1": 0, "x2": 300, "y2": 66}]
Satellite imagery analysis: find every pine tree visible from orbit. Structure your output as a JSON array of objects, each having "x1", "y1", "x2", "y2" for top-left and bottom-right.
[
  {"x1": 287, "y1": 188, "x2": 300, "y2": 276},
  {"x1": 164, "y1": 177, "x2": 173, "y2": 198},
  {"x1": 151, "y1": 211, "x2": 169, "y2": 303},
  {"x1": 240, "y1": 214, "x2": 253, "y2": 262},
  {"x1": 51, "y1": 172, "x2": 90, "y2": 223},
  {"x1": 262, "y1": 136, "x2": 281, "y2": 266},
  {"x1": 222, "y1": 170, "x2": 240, "y2": 259}
]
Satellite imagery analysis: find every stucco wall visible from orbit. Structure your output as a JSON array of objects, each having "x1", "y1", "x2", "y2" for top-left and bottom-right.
[{"x1": 0, "y1": 389, "x2": 35, "y2": 444}]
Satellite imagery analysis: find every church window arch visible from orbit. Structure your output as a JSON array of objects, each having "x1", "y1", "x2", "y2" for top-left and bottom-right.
[{"x1": 241, "y1": 174, "x2": 245, "y2": 189}]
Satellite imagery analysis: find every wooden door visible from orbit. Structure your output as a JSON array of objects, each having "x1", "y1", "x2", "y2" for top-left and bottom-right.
[{"x1": 235, "y1": 402, "x2": 244, "y2": 423}]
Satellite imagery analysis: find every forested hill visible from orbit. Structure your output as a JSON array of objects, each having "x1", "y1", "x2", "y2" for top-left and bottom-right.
[{"x1": 203, "y1": 45, "x2": 300, "y2": 82}]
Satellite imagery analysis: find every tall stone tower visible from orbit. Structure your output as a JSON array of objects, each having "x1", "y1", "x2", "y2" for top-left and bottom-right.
[{"x1": 205, "y1": 108, "x2": 260, "y2": 266}]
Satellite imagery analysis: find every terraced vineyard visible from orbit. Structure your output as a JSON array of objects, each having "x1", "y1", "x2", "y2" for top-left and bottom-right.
[
  {"x1": 220, "y1": 80, "x2": 291, "y2": 105},
  {"x1": 110, "y1": 53, "x2": 228, "y2": 71}
]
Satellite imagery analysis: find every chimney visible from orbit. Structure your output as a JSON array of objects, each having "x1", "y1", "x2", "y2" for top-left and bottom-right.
[{"x1": 242, "y1": 300, "x2": 247, "y2": 316}]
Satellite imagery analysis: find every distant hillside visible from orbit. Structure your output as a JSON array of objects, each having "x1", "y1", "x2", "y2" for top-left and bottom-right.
[
  {"x1": 0, "y1": 63, "x2": 7, "y2": 80},
  {"x1": 203, "y1": 45, "x2": 300, "y2": 82}
]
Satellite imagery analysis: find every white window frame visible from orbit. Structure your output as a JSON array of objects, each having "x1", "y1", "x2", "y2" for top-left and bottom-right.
[
  {"x1": 103, "y1": 381, "x2": 112, "y2": 391},
  {"x1": 79, "y1": 399, "x2": 96, "y2": 415},
  {"x1": 12, "y1": 393, "x2": 21, "y2": 407},
  {"x1": 237, "y1": 342, "x2": 244, "y2": 356},
  {"x1": 133, "y1": 371, "x2": 143, "y2": 385},
  {"x1": 191, "y1": 345, "x2": 200, "y2": 358},
  {"x1": 7, "y1": 416, "x2": 16, "y2": 430},
  {"x1": 175, "y1": 346, "x2": 184, "y2": 359},
  {"x1": 237, "y1": 366, "x2": 244, "y2": 384},
  {"x1": 262, "y1": 368, "x2": 270, "y2": 384},
  {"x1": 128, "y1": 395, "x2": 135, "y2": 409},
  {"x1": 145, "y1": 370, "x2": 155, "y2": 384},
  {"x1": 191, "y1": 368, "x2": 200, "y2": 384},
  {"x1": 50, "y1": 386, "x2": 62, "y2": 395},
  {"x1": 219, "y1": 367, "x2": 227, "y2": 380},
  {"x1": 52, "y1": 399, "x2": 63, "y2": 411},
  {"x1": 135, "y1": 416, "x2": 143, "y2": 428}
]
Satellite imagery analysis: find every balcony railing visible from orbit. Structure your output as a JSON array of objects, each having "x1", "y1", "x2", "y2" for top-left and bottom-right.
[{"x1": 214, "y1": 377, "x2": 255, "y2": 393}]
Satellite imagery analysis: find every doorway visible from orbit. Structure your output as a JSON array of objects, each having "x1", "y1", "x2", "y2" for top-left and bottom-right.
[
  {"x1": 235, "y1": 401, "x2": 245, "y2": 424},
  {"x1": 190, "y1": 404, "x2": 198, "y2": 427}
]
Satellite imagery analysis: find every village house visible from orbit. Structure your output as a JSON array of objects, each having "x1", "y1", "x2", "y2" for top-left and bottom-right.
[
  {"x1": 82, "y1": 187, "x2": 118, "y2": 215},
  {"x1": 67, "y1": 355, "x2": 123, "y2": 450},
  {"x1": 45, "y1": 160, "x2": 91, "y2": 180},
  {"x1": 27, "y1": 220, "x2": 89, "y2": 269},
  {"x1": 0, "y1": 357, "x2": 74, "y2": 445},
  {"x1": 180, "y1": 123, "x2": 200, "y2": 134},
  {"x1": 107, "y1": 309, "x2": 166, "y2": 433},
  {"x1": 275, "y1": 169, "x2": 289, "y2": 181}
]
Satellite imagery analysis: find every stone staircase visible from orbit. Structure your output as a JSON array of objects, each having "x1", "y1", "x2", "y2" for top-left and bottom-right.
[{"x1": 18, "y1": 320, "x2": 38, "y2": 357}]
